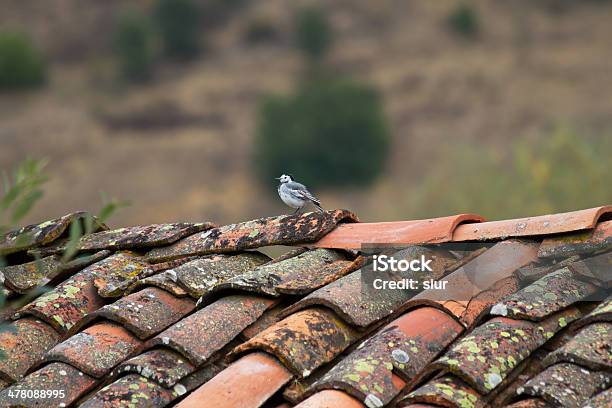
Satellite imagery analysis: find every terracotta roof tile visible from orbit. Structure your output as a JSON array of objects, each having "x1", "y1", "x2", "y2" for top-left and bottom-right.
[
  {"x1": 312, "y1": 214, "x2": 484, "y2": 249},
  {"x1": 490, "y1": 267, "x2": 598, "y2": 321},
  {"x1": 504, "y1": 398, "x2": 553, "y2": 408},
  {"x1": 15, "y1": 265, "x2": 106, "y2": 334},
  {"x1": 146, "y1": 210, "x2": 358, "y2": 262},
  {"x1": 233, "y1": 308, "x2": 360, "y2": 378},
  {"x1": 111, "y1": 348, "x2": 195, "y2": 387},
  {"x1": 2, "y1": 255, "x2": 63, "y2": 294},
  {"x1": 543, "y1": 322, "x2": 612, "y2": 371},
  {"x1": 584, "y1": 387, "x2": 612, "y2": 408},
  {"x1": 0, "y1": 362, "x2": 95, "y2": 408},
  {"x1": 309, "y1": 307, "x2": 462, "y2": 406},
  {"x1": 537, "y1": 219, "x2": 612, "y2": 260},
  {"x1": 176, "y1": 352, "x2": 292, "y2": 408},
  {"x1": 0, "y1": 212, "x2": 107, "y2": 256},
  {"x1": 91, "y1": 251, "x2": 154, "y2": 298},
  {"x1": 295, "y1": 389, "x2": 365, "y2": 408},
  {"x1": 241, "y1": 303, "x2": 287, "y2": 340},
  {"x1": 80, "y1": 373, "x2": 177, "y2": 408},
  {"x1": 567, "y1": 251, "x2": 611, "y2": 287},
  {"x1": 432, "y1": 307, "x2": 582, "y2": 394},
  {"x1": 280, "y1": 268, "x2": 413, "y2": 328},
  {"x1": 452, "y1": 206, "x2": 612, "y2": 241},
  {"x1": 400, "y1": 374, "x2": 482, "y2": 408},
  {"x1": 199, "y1": 249, "x2": 361, "y2": 302},
  {"x1": 73, "y1": 287, "x2": 195, "y2": 339},
  {"x1": 408, "y1": 240, "x2": 539, "y2": 326},
  {"x1": 43, "y1": 322, "x2": 142, "y2": 378},
  {"x1": 149, "y1": 294, "x2": 275, "y2": 365},
  {"x1": 517, "y1": 362, "x2": 611, "y2": 408},
  {"x1": 166, "y1": 252, "x2": 270, "y2": 298},
  {"x1": 0, "y1": 318, "x2": 61, "y2": 382},
  {"x1": 129, "y1": 269, "x2": 190, "y2": 297},
  {"x1": 574, "y1": 295, "x2": 612, "y2": 329},
  {"x1": 73, "y1": 222, "x2": 214, "y2": 251}
]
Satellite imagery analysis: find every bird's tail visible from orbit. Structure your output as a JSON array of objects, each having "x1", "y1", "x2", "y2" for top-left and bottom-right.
[{"x1": 312, "y1": 200, "x2": 324, "y2": 213}]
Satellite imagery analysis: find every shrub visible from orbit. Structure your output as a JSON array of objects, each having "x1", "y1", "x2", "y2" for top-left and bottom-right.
[
  {"x1": 447, "y1": 3, "x2": 479, "y2": 38},
  {"x1": 114, "y1": 12, "x2": 155, "y2": 82},
  {"x1": 154, "y1": 0, "x2": 201, "y2": 59},
  {"x1": 255, "y1": 77, "x2": 390, "y2": 188},
  {"x1": 295, "y1": 6, "x2": 332, "y2": 61},
  {"x1": 0, "y1": 32, "x2": 46, "y2": 90}
]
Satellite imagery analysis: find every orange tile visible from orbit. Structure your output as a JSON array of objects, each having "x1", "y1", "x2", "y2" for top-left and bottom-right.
[
  {"x1": 177, "y1": 352, "x2": 292, "y2": 408},
  {"x1": 295, "y1": 390, "x2": 365, "y2": 408},
  {"x1": 453, "y1": 206, "x2": 612, "y2": 241},
  {"x1": 312, "y1": 214, "x2": 484, "y2": 249}
]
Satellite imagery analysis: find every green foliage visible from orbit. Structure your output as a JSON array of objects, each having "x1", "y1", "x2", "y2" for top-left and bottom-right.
[
  {"x1": 0, "y1": 31, "x2": 46, "y2": 90},
  {"x1": 295, "y1": 6, "x2": 332, "y2": 61},
  {"x1": 255, "y1": 77, "x2": 390, "y2": 189},
  {"x1": 114, "y1": 11, "x2": 155, "y2": 82},
  {"x1": 154, "y1": 0, "x2": 201, "y2": 59},
  {"x1": 447, "y1": 3, "x2": 479, "y2": 38},
  {"x1": 405, "y1": 128, "x2": 611, "y2": 220}
]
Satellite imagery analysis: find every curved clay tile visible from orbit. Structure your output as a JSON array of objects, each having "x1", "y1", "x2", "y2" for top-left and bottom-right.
[
  {"x1": 399, "y1": 374, "x2": 482, "y2": 408},
  {"x1": 312, "y1": 214, "x2": 484, "y2": 249},
  {"x1": 295, "y1": 389, "x2": 365, "y2": 408},
  {"x1": 80, "y1": 373, "x2": 178, "y2": 408},
  {"x1": 537, "y1": 219, "x2": 612, "y2": 260},
  {"x1": 145, "y1": 210, "x2": 358, "y2": 263},
  {"x1": 543, "y1": 322, "x2": 612, "y2": 372},
  {"x1": 453, "y1": 206, "x2": 612, "y2": 241},
  {"x1": 176, "y1": 352, "x2": 292, "y2": 408}
]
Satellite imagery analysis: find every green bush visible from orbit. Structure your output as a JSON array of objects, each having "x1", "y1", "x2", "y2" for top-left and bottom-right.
[
  {"x1": 114, "y1": 12, "x2": 155, "y2": 82},
  {"x1": 295, "y1": 6, "x2": 332, "y2": 61},
  {"x1": 255, "y1": 77, "x2": 390, "y2": 188},
  {"x1": 447, "y1": 3, "x2": 479, "y2": 38},
  {"x1": 0, "y1": 32, "x2": 46, "y2": 90},
  {"x1": 154, "y1": 0, "x2": 200, "y2": 59}
]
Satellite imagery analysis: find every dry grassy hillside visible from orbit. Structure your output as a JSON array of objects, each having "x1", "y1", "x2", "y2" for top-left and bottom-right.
[{"x1": 1, "y1": 0, "x2": 611, "y2": 227}]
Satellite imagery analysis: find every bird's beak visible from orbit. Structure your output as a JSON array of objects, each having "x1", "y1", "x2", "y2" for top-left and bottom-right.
[{"x1": 275, "y1": 177, "x2": 281, "y2": 180}]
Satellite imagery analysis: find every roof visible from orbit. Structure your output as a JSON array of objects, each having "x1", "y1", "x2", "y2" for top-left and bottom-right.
[{"x1": 0, "y1": 206, "x2": 610, "y2": 408}]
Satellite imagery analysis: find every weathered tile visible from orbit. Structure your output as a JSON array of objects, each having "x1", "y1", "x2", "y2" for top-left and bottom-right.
[
  {"x1": 584, "y1": 387, "x2": 612, "y2": 408},
  {"x1": 199, "y1": 249, "x2": 359, "y2": 302},
  {"x1": 75, "y1": 222, "x2": 214, "y2": 251},
  {"x1": 295, "y1": 390, "x2": 366, "y2": 408},
  {"x1": 80, "y1": 374, "x2": 178, "y2": 408},
  {"x1": 145, "y1": 210, "x2": 358, "y2": 262},
  {"x1": 233, "y1": 307, "x2": 359, "y2": 378},
  {"x1": 543, "y1": 323, "x2": 612, "y2": 371},
  {"x1": 401, "y1": 375, "x2": 482, "y2": 408},
  {"x1": 74, "y1": 287, "x2": 196, "y2": 339},
  {"x1": 310, "y1": 307, "x2": 462, "y2": 406},
  {"x1": 111, "y1": 348, "x2": 195, "y2": 388},
  {"x1": 91, "y1": 251, "x2": 153, "y2": 298},
  {"x1": 175, "y1": 352, "x2": 292, "y2": 408},
  {"x1": 537, "y1": 220, "x2": 612, "y2": 260},
  {"x1": 0, "y1": 362, "x2": 96, "y2": 408},
  {"x1": 149, "y1": 295, "x2": 275, "y2": 365},
  {"x1": 16, "y1": 267, "x2": 106, "y2": 334},
  {"x1": 453, "y1": 206, "x2": 612, "y2": 241},
  {"x1": 432, "y1": 308, "x2": 582, "y2": 394},
  {"x1": 43, "y1": 322, "x2": 142, "y2": 378},
  {"x1": 282, "y1": 270, "x2": 412, "y2": 328},
  {"x1": 0, "y1": 212, "x2": 107, "y2": 256},
  {"x1": 241, "y1": 303, "x2": 287, "y2": 340},
  {"x1": 504, "y1": 398, "x2": 553, "y2": 408},
  {"x1": 0, "y1": 318, "x2": 61, "y2": 381},
  {"x1": 129, "y1": 269, "x2": 189, "y2": 297},
  {"x1": 312, "y1": 214, "x2": 484, "y2": 249},
  {"x1": 490, "y1": 267, "x2": 598, "y2": 321},
  {"x1": 567, "y1": 252, "x2": 611, "y2": 288},
  {"x1": 518, "y1": 363, "x2": 611, "y2": 408},
  {"x1": 172, "y1": 252, "x2": 270, "y2": 298},
  {"x1": 1, "y1": 250, "x2": 111, "y2": 294},
  {"x1": 576, "y1": 295, "x2": 612, "y2": 328}
]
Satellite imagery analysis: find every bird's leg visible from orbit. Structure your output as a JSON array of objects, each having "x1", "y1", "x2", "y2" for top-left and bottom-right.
[{"x1": 293, "y1": 207, "x2": 300, "y2": 215}]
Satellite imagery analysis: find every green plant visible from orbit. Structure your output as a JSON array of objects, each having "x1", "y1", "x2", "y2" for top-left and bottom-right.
[
  {"x1": 295, "y1": 6, "x2": 332, "y2": 61},
  {"x1": 255, "y1": 77, "x2": 390, "y2": 189},
  {"x1": 0, "y1": 31, "x2": 46, "y2": 90},
  {"x1": 244, "y1": 19, "x2": 279, "y2": 44},
  {"x1": 447, "y1": 3, "x2": 479, "y2": 38},
  {"x1": 154, "y1": 0, "x2": 201, "y2": 59},
  {"x1": 114, "y1": 11, "x2": 155, "y2": 82}
]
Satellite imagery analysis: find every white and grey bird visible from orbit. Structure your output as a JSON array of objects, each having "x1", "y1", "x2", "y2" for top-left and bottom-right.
[{"x1": 276, "y1": 174, "x2": 324, "y2": 213}]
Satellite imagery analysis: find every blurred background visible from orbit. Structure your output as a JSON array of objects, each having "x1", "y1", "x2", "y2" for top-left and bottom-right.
[{"x1": 0, "y1": 0, "x2": 611, "y2": 227}]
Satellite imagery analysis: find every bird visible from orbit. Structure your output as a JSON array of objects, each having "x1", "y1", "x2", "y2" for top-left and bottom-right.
[{"x1": 276, "y1": 174, "x2": 324, "y2": 214}]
